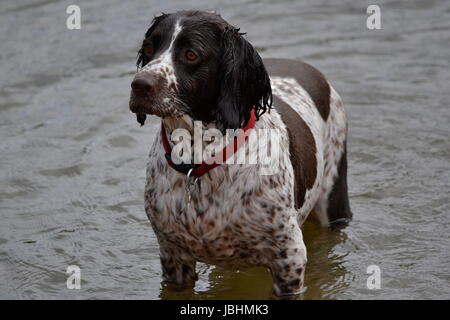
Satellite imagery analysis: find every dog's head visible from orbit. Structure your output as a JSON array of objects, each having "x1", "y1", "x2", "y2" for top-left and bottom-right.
[{"x1": 129, "y1": 10, "x2": 272, "y2": 129}]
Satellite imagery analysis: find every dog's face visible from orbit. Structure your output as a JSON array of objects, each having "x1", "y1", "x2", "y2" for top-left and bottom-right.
[{"x1": 129, "y1": 10, "x2": 272, "y2": 129}]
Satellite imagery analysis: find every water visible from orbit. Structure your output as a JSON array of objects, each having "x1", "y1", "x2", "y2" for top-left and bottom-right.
[{"x1": 0, "y1": 0, "x2": 449, "y2": 300}]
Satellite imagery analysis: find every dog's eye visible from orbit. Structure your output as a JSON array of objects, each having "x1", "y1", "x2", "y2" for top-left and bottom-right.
[
  {"x1": 144, "y1": 47, "x2": 154, "y2": 56},
  {"x1": 185, "y1": 50, "x2": 198, "y2": 62}
]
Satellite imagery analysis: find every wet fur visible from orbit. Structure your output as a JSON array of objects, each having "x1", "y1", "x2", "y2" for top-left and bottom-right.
[{"x1": 129, "y1": 10, "x2": 351, "y2": 297}]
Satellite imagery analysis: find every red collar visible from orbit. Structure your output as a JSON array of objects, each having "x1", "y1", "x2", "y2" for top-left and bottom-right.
[{"x1": 160, "y1": 109, "x2": 257, "y2": 178}]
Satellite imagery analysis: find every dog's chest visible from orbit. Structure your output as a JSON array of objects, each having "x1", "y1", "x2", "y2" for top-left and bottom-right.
[
  {"x1": 143, "y1": 108, "x2": 320, "y2": 264},
  {"x1": 145, "y1": 162, "x2": 272, "y2": 265}
]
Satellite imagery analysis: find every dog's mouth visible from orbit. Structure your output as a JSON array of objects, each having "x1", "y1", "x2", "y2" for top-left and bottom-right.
[{"x1": 129, "y1": 93, "x2": 188, "y2": 126}]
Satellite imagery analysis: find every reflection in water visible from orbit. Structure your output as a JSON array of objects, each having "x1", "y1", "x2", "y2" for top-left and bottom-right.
[
  {"x1": 160, "y1": 266, "x2": 273, "y2": 300},
  {"x1": 159, "y1": 222, "x2": 353, "y2": 299},
  {"x1": 302, "y1": 222, "x2": 353, "y2": 299},
  {"x1": 1, "y1": 0, "x2": 449, "y2": 299}
]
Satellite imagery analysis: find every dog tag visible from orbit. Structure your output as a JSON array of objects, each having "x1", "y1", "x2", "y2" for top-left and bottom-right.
[
  {"x1": 183, "y1": 170, "x2": 199, "y2": 207},
  {"x1": 184, "y1": 183, "x2": 193, "y2": 206}
]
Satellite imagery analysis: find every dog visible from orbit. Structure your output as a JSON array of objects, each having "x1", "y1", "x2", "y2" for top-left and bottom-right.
[{"x1": 128, "y1": 10, "x2": 352, "y2": 297}]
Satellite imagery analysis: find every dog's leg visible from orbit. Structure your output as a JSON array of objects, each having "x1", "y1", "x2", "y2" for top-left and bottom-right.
[
  {"x1": 326, "y1": 143, "x2": 352, "y2": 227},
  {"x1": 269, "y1": 215, "x2": 307, "y2": 297},
  {"x1": 311, "y1": 144, "x2": 352, "y2": 227},
  {"x1": 159, "y1": 246, "x2": 197, "y2": 287}
]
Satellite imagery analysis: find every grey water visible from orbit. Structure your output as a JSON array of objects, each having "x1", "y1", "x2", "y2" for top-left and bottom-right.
[{"x1": 0, "y1": 0, "x2": 449, "y2": 299}]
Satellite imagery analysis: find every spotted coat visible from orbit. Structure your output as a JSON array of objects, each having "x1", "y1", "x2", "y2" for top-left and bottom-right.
[
  {"x1": 130, "y1": 11, "x2": 351, "y2": 297},
  {"x1": 144, "y1": 79, "x2": 347, "y2": 296}
]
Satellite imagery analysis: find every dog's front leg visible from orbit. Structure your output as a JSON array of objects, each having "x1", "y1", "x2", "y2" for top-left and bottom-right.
[
  {"x1": 159, "y1": 245, "x2": 197, "y2": 287},
  {"x1": 269, "y1": 216, "x2": 307, "y2": 298}
]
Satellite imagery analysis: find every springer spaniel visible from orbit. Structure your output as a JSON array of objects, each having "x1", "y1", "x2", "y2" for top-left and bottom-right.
[{"x1": 129, "y1": 10, "x2": 352, "y2": 297}]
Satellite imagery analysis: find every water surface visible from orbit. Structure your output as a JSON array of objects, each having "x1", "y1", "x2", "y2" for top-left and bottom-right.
[{"x1": 0, "y1": 0, "x2": 449, "y2": 299}]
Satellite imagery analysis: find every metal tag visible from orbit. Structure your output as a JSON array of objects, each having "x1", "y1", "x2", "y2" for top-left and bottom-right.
[{"x1": 183, "y1": 169, "x2": 199, "y2": 207}]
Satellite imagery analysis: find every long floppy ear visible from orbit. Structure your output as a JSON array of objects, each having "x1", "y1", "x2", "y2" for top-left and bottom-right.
[
  {"x1": 215, "y1": 27, "x2": 272, "y2": 129},
  {"x1": 134, "y1": 13, "x2": 169, "y2": 126},
  {"x1": 136, "y1": 13, "x2": 169, "y2": 69}
]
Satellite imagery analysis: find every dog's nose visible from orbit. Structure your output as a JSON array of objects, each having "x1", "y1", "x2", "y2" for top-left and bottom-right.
[{"x1": 131, "y1": 77, "x2": 154, "y2": 96}]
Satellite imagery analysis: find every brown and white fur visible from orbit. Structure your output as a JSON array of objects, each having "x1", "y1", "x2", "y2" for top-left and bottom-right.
[{"x1": 129, "y1": 10, "x2": 352, "y2": 297}]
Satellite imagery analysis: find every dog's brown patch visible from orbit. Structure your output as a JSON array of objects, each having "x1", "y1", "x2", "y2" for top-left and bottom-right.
[{"x1": 273, "y1": 95, "x2": 317, "y2": 208}]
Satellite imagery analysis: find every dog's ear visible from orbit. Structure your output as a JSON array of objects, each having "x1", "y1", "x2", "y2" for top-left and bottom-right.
[
  {"x1": 136, "y1": 13, "x2": 169, "y2": 69},
  {"x1": 215, "y1": 27, "x2": 272, "y2": 129}
]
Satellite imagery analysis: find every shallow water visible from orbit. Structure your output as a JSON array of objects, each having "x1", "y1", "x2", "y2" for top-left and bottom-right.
[{"x1": 0, "y1": 0, "x2": 449, "y2": 299}]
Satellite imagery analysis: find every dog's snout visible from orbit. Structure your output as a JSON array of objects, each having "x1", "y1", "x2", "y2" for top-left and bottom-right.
[{"x1": 131, "y1": 77, "x2": 156, "y2": 96}]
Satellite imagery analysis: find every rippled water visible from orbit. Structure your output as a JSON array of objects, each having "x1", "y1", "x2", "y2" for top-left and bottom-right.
[{"x1": 0, "y1": 0, "x2": 449, "y2": 299}]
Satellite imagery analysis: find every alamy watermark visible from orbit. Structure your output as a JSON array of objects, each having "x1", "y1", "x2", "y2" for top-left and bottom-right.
[
  {"x1": 366, "y1": 265, "x2": 381, "y2": 289},
  {"x1": 366, "y1": 5, "x2": 381, "y2": 30},
  {"x1": 167, "y1": 122, "x2": 282, "y2": 176},
  {"x1": 66, "y1": 5, "x2": 382, "y2": 31},
  {"x1": 66, "y1": 265, "x2": 81, "y2": 289},
  {"x1": 66, "y1": 5, "x2": 81, "y2": 30}
]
